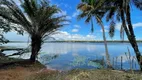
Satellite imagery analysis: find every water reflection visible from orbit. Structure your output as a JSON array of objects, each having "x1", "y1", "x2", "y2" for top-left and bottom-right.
[
  {"x1": 41, "y1": 43, "x2": 97, "y2": 55},
  {"x1": 2, "y1": 42, "x2": 142, "y2": 70}
]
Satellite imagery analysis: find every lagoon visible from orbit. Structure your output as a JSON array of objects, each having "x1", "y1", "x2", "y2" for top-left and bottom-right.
[{"x1": 2, "y1": 42, "x2": 142, "y2": 70}]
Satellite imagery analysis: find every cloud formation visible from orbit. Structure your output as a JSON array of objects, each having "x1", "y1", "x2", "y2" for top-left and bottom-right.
[
  {"x1": 50, "y1": 31, "x2": 96, "y2": 41},
  {"x1": 100, "y1": 29, "x2": 109, "y2": 33},
  {"x1": 72, "y1": 29, "x2": 79, "y2": 32},
  {"x1": 115, "y1": 22, "x2": 142, "y2": 31},
  {"x1": 74, "y1": 25, "x2": 81, "y2": 28},
  {"x1": 72, "y1": 10, "x2": 80, "y2": 17},
  {"x1": 4, "y1": 30, "x2": 96, "y2": 41},
  {"x1": 103, "y1": 22, "x2": 142, "y2": 32}
]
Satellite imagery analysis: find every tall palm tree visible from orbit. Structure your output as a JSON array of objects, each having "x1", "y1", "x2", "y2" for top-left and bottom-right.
[
  {"x1": 0, "y1": 0, "x2": 68, "y2": 62},
  {"x1": 77, "y1": 0, "x2": 113, "y2": 68},
  {"x1": 105, "y1": 0, "x2": 142, "y2": 70}
]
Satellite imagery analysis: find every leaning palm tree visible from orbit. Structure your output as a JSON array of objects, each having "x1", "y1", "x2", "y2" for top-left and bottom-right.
[
  {"x1": 77, "y1": 0, "x2": 113, "y2": 68},
  {"x1": 0, "y1": 0, "x2": 68, "y2": 62},
  {"x1": 105, "y1": 0, "x2": 142, "y2": 70}
]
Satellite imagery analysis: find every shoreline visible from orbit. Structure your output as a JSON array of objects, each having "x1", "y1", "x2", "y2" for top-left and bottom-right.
[
  {"x1": 0, "y1": 57, "x2": 141, "y2": 80},
  {"x1": 6, "y1": 40, "x2": 142, "y2": 43}
]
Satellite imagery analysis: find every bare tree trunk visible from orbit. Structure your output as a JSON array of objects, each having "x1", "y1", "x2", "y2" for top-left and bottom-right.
[
  {"x1": 126, "y1": 6, "x2": 142, "y2": 71},
  {"x1": 100, "y1": 23, "x2": 112, "y2": 68},
  {"x1": 30, "y1": 35, "x2": 42, "y2": 62}
]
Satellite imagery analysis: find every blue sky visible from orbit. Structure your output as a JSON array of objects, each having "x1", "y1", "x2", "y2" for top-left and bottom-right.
[{"x1": 4, "y1": 0, "x2": 142, "y2": 41}]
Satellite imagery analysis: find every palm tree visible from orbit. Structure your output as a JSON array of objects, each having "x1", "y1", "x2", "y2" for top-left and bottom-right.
[
  {"x1": 104, "y1": 0, "x2": 142, "y2": 70},
  {"x1": 0, "y1": 0, "x2": 68, "y2": 62},
  {"x1": 0, "y1": 6, "x2": 24, "y2": 44},
  {"x1": 77, "y1": 0, "x2": 113, "y2": 68}
]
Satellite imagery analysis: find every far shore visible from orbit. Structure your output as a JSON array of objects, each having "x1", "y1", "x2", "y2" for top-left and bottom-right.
[{"x1": 6, "y1": 40, "x2": 142, "y2": 43}]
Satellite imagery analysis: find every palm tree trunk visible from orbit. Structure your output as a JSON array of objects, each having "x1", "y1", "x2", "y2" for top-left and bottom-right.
[
  {"x1": 120, "y1": 8, "x2": 142, "y2": 71},
  {"x1": 30, "y1": 35, "x2": 42, "y2": 62},
  {"x1": 126, "y1": 6, "x2": 142, "y2": 71},
  {"x1": 100, "y1": 23, "x2": 112, "y2": 68}
]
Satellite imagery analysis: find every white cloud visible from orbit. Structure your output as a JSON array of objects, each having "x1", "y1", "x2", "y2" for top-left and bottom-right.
[
  {"x1": 66, "y1": 16, "x2": 72, "y2": 20},
  {"x1": 4, "y1": 31, "x2": 97, "y2": 41},
  {"x1": 55, "y1": 10, "x2": 67, "y2": 17},
  {"x1": 61, "y1": 11, "x2": 67, "y2": 15},
  {"x1": 58, "y1": 2, "x2": 72, "y2": 9},
  {"x1": 71, "y1": 25, "x2": 81, "y2": 33},
  {"x1": 72, "y1": 10, "x2": 80, "y2": 17},
  {"x1": 74, "y1": 25, "x2": 81, "y2": 28},
  {"x1": 133, "y1": 22, "x2": 142, "y2": 28},
  {"x1": 54, "y1": 10, "x2": 72, "y2": 20},
  {"x1": 72, "y1": 29, "x2": 79, "y2": 32},
  {"x1": 114, "y1": 22, "x2": 142, "y2": 31},
  {"x1": 50, "y1": 31, "x2": 96, "y2": 41},
  {"x1": 63, "y1": 4, "x2": 72, "y2": 9},
  {"x1": 100, "y1": 29, "x2": 109, "y2": 33},
  {"x1": 115, "y1": 23, "x2": 122, "y2": 31}
]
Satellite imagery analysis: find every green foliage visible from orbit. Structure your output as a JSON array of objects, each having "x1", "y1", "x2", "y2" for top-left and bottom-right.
[
  {"x1": 38, "y1": 53, "x2": 59, "y2": 64},
  {"x1": 0, "y1": 0, "x2": 68, "y2": 38},
  {"x1": 88, "y1": 59, "x2": 105, "y2": 68},
  {"x1": 134, "y1": 0, "x2": 142, "y2": 10},
  {"x1": 103, "y1": 0, "x2": 142, "y2": 70},
  {"x1": 109, "y1": 21, "x2": 115, "y2": 38},
  {"x1": 77, "y1": 0, "x2": 106, "y2": 32},
  {"x1": 0, "y1": 18, "x2": 24, "y2": 44},
  {"x1": 0, "y1": 0, "x2": 68, "y2": 61},
  {"x1": 70, "y1": 55, "x2": 104, "y2": 68},
  {"x1": 0, "y1": 0, "x2": 69, "y2": 43},
  {"x1": 70, "y1": 56, "x2": 86, "y2": 67},
  {"x1": 88, "y1": 61, "x2": 103, "y2": 68},
  {"x1": 77, "y1": 0, "x2": 112, "y2": 68},
  {"x1": 104, "y1": 0, "x2": 142, "y2": 40},
  {"x1": 0, "y1": 2, "x2": 24, "y2": 44}
]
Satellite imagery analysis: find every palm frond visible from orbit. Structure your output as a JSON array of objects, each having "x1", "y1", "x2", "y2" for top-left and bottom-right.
[
  {"x1": 120, "y1": 23, "x2": 125, "y2": 40},
  {"x1": 77, "y1": 0, "x2": 106, "y2": 33},
  {"x1": 91, "y1": 17, "x2": 94, "y2": 33},
  {"x1": 0, "y1": 0, "x2": 68, "y2": 42},
  {"x1": 109, "y1": 21, "x2": 115, "y2": 38},
  {"x1": 133, "y1": 0, "x2": 142, "y2": 10},
  {"x1": 106, "y1": 7, "x2": 116, "y2": 22},
  {"x1": 116, "y1": 11, "x2": 121, "y2": 22}
]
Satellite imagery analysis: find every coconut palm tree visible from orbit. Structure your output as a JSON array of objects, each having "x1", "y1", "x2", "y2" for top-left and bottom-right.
[
  {"x1": 77, "y1": 0, "x2": 113, "y2": 68},
  {"x1": 0, "y1": 0, "x2": 68, "y2": 62},
  {"x1": 104, "y1": 0, "x2": 142, "y2": 70}
]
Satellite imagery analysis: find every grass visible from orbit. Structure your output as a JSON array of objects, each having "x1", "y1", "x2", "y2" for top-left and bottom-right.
[
  {"x1": 0, "y1": 56, "x2": 44, "y2": 70},
  {"x1": 65, "y1": 69, "x2": 142, "y2": 80},
  {"x1": 1, "y1": 65, "x2": 142, "y2": 80},
  {"x1": 26, "y1": 69, "x2": 142, "y2": 80},
  {"x1": 0, "y1": 57, "x2": 142, "y2": 80},
  {"x1": 0, "y1": 57, "x2": 46, "y2": 80}
]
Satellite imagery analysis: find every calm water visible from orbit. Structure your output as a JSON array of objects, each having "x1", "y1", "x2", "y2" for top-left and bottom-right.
[{"x1": 2, "y1": 42, "x2": 142, "y2": 70}]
